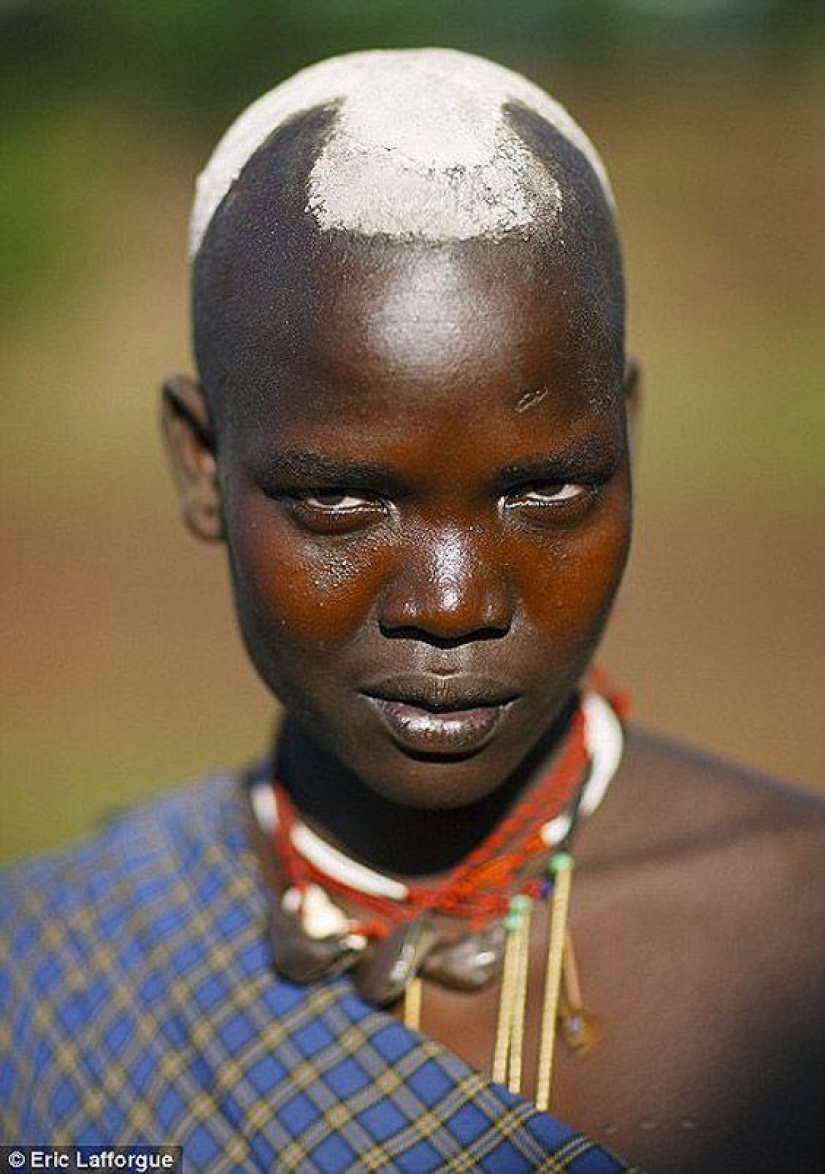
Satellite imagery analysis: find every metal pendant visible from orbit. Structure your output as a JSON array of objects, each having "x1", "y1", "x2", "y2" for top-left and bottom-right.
[
  {"x1": 560, "y1": 1004, "x2": 600, "y2": 1053},
  {"x1": 422, "y1": 922, "x2": 506, "y2": 990},
  {"x1": 269, "y1": 900, "x2": 366, "y2": 984},
  {"x1": 354, "y1": 917, "x2": 437, "y2": 1007}
]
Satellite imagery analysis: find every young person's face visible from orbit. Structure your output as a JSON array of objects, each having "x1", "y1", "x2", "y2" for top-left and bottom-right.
[{"x1": 189, "y1": 236, "x2": 632, "y2": 810}]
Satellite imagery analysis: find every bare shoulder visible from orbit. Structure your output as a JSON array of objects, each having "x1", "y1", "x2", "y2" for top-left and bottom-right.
[
  {"x1": 566, "y1": 729, "x2": 825, "y2": 1170},
  {"x1": 585, "y1": 724, "x2": 825, "y2": 878},
  {"x1": 586, "y1": 726, "x2": 825, "y2": 954},
  {"x1": 625, "y1": 725, "x2": 824, "y2": 815},
  {"x1": 577, "y1": 722, "x2": 825, "y2": 1044}
]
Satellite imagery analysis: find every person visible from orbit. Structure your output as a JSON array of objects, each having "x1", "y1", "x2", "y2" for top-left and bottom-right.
[{"x1": 2, "y1": 48, "x2": 823, "y2": 1173}]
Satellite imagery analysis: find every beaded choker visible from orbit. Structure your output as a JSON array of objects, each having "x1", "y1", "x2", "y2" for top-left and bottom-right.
[{"x1": 251, "y1": 689, "x2": 625, "y2": 1109}]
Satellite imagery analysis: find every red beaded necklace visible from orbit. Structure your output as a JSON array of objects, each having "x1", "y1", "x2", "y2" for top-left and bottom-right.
[{"x1": 272, "y1": 704, "x2": 589, "y2": 936}]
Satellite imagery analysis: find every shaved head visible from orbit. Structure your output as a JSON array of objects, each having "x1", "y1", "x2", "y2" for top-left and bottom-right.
[
  {"x1": 190, "y1": 48, "x2": 614, "y2": 256},
  {"x1": 190, "y1": 49, "x2": 624, "y2": 423}
]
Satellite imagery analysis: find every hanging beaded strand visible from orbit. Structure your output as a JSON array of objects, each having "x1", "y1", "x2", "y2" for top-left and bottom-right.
[
  {"x1": 490, "y1": 893, "x2": 535, "y2": 1093},
  {"x1": 506, "y1": 894, "x2": 533, "y2": 1094},
  {"x1": 403, "y1": 975, "x2": 423, "y2": 1031},
  {"x1": 492, "y1": 896, "x2": 525, "y2": 1084},
  {"x1": 535, "y1": 851, "x2": 575, "y2": 1112}
]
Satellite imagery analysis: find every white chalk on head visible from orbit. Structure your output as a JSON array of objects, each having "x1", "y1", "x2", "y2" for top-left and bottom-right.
[{"x1": 190, "y1": 48, "x2": 614, "y2": 259}]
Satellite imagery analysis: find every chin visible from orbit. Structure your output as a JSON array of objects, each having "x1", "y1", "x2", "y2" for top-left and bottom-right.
[{"x1": 359, "y1": 751, "x2": 514, "y2": 811}]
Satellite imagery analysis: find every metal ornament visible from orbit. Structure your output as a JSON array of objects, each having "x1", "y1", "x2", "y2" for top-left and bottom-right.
[
  {"x1": 270, "y1": 886, "x2": 367, "y2": 984},
  {"x1": 354, "y1": 917, "x2": 437, "y2": 1006},
  {"x1": 422, "y1": 923, "x2": 506, "y2": 990}
]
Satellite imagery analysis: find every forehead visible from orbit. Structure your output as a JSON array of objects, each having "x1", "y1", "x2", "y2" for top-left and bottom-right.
[
  {"x1": 212, "y1": 237, "x2": 625, "y2": 482},
  {"x1": 303, "y1": 238, "x2": 613, "y2": 390}
]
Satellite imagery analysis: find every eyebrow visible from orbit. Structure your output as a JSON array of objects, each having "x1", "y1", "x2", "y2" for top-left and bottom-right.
[
  {"x1": 256, "y1": 436, "x2": 621, "y2": 493},
  {"x1": 493, "y1": 436, "x2": 622, "y2": 488},
  {"x1": 255, "y1": 450, "x2": 409, "y2": 494}
]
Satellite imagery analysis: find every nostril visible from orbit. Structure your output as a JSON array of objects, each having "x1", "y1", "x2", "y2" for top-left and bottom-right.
[{"x1": 378, "y1": 626, "x2": 509, "y2": 648}]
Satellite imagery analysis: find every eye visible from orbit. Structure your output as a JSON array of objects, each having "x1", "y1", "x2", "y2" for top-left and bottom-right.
[
  {"x1": 286, "y1": 489, "x2": 388, "y2": 534},
  {"x1": 516, "y1": 484, "x2": 586, "y2": 504},
  {"x1": 502, "y1": 481, "x2": 596, "y2": 523},
  {"x1": 302, "y1": 492, "x2": 374, "y2": 511}
]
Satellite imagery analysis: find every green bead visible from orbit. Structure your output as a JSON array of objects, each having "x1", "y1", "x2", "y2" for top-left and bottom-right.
[
  {"x1": 504, "y1": 893, "x2": 532, "y2": 932},
  {"x1": 549, "y1": 851, "x2": 574, "y2": 874}
]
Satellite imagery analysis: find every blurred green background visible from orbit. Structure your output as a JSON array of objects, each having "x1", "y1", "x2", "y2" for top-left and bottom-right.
[{"x1": 2, "y1": 0, "x2": 823, "y2": 864}]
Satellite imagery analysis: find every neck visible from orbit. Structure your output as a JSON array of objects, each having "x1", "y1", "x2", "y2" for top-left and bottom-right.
[{"x1": 275, "y1": 694, "x2": 578, "y2": 878}]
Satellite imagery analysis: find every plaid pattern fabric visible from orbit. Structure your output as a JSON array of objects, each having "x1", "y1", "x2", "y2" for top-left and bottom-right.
[{"x1": 1, "y1": 775, "x2": 633, "y2": 1172}]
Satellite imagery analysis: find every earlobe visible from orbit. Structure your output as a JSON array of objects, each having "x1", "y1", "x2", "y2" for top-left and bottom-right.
[
  {"x1": 623, "y1": 356, "x2": 642, "y2": 464},
  {"x1": 161, "y1": 375, "x2": 224, "y2": 542},
  {"x1": 623, "y1": 356, "x2": 641, "y2": 409}
]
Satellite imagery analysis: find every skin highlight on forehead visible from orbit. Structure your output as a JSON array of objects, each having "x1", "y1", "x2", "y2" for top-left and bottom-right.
[{"x1": 190, "y1": 48, "x2": 615, "y2": 255}]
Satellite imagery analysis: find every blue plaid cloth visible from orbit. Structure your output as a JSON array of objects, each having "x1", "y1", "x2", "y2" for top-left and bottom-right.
[{"x1": 1, "y1": 775, "x2": 635, "y2": 1171}]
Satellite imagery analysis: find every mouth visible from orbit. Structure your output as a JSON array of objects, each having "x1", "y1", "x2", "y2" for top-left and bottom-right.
[{"x1": 362, "y1": 676, "x2": 519, "y2": 757}]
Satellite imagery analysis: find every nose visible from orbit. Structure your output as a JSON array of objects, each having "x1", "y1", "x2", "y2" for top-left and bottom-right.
[{"x1": 379, "y1": 526, "x2": 513, "y2": 644}]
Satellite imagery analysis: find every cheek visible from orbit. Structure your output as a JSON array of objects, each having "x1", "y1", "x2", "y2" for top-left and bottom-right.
[
  {"x1": 515, "y1": 501, "x2": 631, "y2": 641},
  {"x1": 229, "y1": 500, "x2": 392, "y2": 648}
]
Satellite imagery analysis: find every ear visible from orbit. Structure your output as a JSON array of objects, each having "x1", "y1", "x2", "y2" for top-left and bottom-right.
[
  {"x1": 161, "y1": 374, "x2": 224, "y2": 542},
  {"x1": 622, "y1": 355, "x2": 641, "y2": 464}
]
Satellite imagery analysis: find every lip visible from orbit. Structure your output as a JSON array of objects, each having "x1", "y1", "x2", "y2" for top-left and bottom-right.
[
  {"x1": 362, "y1": 675, "x2": 518, "y2": 757},
  {"x1": 364, "y1": 674, "x2": 518, "y2": 711}
]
